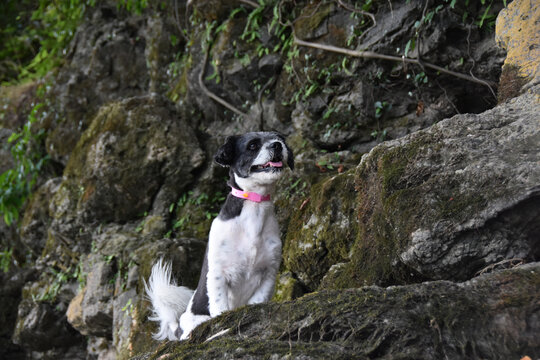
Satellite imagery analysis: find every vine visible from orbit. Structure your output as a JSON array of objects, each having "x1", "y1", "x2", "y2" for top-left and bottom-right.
[{"x1": 0, "y1": 103, "x2": 49, "y2": 225}]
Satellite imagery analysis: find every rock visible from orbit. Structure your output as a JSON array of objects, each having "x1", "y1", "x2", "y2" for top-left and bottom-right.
[
  {"x1": 78, "y1": 260, "x2": 115, "y2": 337},
  {"x1": 144, "y1": 14, "x2": 184, "y2": 94},
  {"x1": 43, "y1": 4, "x2": 183, "y2": 165},
  {"x1": 0, "y1": 269, "x2": 34, "y2": 360},
  {"x1": 0, "y1": 82, "x2": 38, "y2": 130},
  {"x1": 49, "y1": 94, "x2": 204, "y2": 241},
  {"x1": 293, "y1": 2, "x2": 334, "y2": 40},
  {"x1": 258, "y1": 54, "x2": 283, "y2": 77},
  {"x1": 12, "y1": 300, "x2": 82, "y2": 352},
  {"x1": 136, "y1": 262, "x2": 540, "y2": 359},
  {"x1": 496, "y1": 0, "x2": 540, "y2": 102},
  {"x1": 112, "y1": 289, "x2": 137, "y2": 357},
  {"x1": 45, "y1": 4, "x2": 151, "y2": 164},
  {"x1": 19, "y1": 178, "x2": 62, "y2": 257},
  {"x1": 496, "y1": 0, "x2": 540, "y2": 82},
  {"x1": 66, "y1": 290, "x2": 85, "y2": 334},
  {"x1": 87, "y1": 337, "x2": 116, "y2": 360},
  {"x1": 284, "y1": 84, "x2": 540, "y2": 290}
]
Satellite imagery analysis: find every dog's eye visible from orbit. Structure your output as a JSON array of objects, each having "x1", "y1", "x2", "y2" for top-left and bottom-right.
[{"x1": 247, "y1": 141, "x2": 259, "y2": 151}]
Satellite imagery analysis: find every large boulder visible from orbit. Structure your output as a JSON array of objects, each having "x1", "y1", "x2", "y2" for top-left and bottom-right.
[
  {"x1": 49, "y1": 94, "x2": 204, "y2": 240},
  {"x1": 44, "y1": 3, "x2": 183, "y2": 165},
  {"x1": 136, "y1": 262, "x2": 540, "y2": 359},
  {"x1": 284, "y1": 84, "x2": 540, "y2": 290}
]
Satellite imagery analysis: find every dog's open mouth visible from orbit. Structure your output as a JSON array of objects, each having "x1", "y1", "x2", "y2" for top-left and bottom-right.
[{"x1": 251, "y1": 161, "x2": 283, "y2": 173}]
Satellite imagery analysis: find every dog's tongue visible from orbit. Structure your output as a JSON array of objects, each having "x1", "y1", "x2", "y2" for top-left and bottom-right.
[{"x1": 267, "y1": 161, "x2": 283, "y2": 167}]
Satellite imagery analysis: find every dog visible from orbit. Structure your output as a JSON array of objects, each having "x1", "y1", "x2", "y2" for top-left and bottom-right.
[{"x1": 145, "y1": 132, "x2": 294, "y2": 340}]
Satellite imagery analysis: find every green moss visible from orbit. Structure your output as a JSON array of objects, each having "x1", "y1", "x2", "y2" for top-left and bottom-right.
[
  {"x1": 293, "y1": 3, "x2": 334, "y2": 40},
  {"x1": 283, "y1": 170, "x2": 359, "y2": 290},
  {"x1": 377, "y1": 138, "x2": 426, "y2": 194},
  {"x1": 168, "y1": 53, "x2": 193, "y2": 102},
  {"x1": 273, "y1": 272, "x2": 306, "y2": 302},
  {"x1": 120, "y1": 296, "x2": 160, "y2": 360},
  {"x1": 172, "y1": 189, "x2": 225, "y2": 239}
]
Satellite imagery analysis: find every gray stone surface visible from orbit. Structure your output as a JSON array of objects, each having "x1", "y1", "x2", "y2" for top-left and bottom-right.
[
  {"x1": 284, "y1": 85, "x2": 540, "y2": 289},
  {"x1": 136, "y1": 263, "x2": 540, "y2": 360}
]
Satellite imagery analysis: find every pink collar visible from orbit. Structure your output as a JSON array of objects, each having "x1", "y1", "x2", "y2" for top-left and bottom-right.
[{"x1": 230, "y1": 187, "x2": 271, "y2": 203}]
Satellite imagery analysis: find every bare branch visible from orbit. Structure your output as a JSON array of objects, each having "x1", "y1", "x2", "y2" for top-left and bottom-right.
[
  {"x1": 199, "y1": 40, "x2": 248, "y2": 118},
  {"x1": 336, "y1": 0, "x2": 376, "y2": 26},
  {"x1": 293, "y1": 36, "x2": 498, "y2": 89},
  {"x1": 174, "y1": 0, "x2": 188, "y2": 42},
  {"x1": 466, "y1": 22, "x2": 497, "y2": 99},
  {"x1": 239, "y1": 0, "x2": 259, "y2": 8},
  {"x1": 335, "y1": 0, "x2": 376, "y2": 44}
]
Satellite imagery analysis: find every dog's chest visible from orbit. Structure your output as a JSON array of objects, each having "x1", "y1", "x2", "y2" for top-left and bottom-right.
[{"x1": 208, "y1": 202, "x2": 280, "y2": 281}]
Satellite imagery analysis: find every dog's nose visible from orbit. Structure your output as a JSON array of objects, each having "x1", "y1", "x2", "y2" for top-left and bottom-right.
[{"x1": 270, "y1": 142, "x2": 282, "y2": 152}]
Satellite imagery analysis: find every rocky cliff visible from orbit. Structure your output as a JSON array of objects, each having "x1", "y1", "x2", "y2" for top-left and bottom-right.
[{"x1": 0, "y1": 0, "x2": 538, "y2": 359}]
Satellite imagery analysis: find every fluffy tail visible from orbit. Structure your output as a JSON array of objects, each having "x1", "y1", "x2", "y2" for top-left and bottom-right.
[{"x1": 145, "y1": 259, "x2": 194, "y2": 341}]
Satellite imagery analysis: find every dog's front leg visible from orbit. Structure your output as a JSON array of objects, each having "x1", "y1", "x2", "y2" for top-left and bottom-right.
[
  {"x1": 247, "y1": 268, "x2": 278, "y2": 305},
  {"x1": 207, "y1": 268, "x2": 230, "y2": 317}
]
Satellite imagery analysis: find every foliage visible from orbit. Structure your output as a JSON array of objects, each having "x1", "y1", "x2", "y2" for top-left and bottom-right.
[
  {"x1": 0, "y1": 0, "x2": 151, "y2": 83},
  {"x1": 0, "y1": 248, "x2": 13, "y2": 273},
  {"x1": 0, "y1": 0, "x2": 96, "y2": 84},
  {"x1": 0, "y1": 103, "x2": 48, "y2": 225},
  {"x1": 117, "y1": 0, "x2": 148, "y2": 15},
  {"x1": 168, "y1": 190, "x2": 225, "y2": 238},
  {"x1": 443, "y1": 0, "x2": 506, "y2": 29}
]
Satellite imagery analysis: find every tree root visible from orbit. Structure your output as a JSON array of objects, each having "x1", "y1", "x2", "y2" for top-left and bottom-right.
[{"x1": 293, "y1": 36, "x2": 498, "y2": 89}]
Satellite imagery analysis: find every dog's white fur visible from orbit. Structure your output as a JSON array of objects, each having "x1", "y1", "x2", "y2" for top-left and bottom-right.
[
  {"x1": 144, "y1": 260, "x2": 194, "y2": 339},
  {"x1": 146, "y1": 132, "x2": 292, "y2": 340}
]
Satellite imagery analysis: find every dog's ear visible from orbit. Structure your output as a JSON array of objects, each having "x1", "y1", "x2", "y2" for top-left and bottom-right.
[{"x1": 214, "y1": 135, "x2": 238, "y2": 167}]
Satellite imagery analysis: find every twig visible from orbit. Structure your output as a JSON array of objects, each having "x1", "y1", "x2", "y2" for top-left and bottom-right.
[
  {"x1": 205, "y1": 328, "x2": 231, "y2": 342},
  {"x1": 466, "y1": 22, "x2": 497, "y2": 99},
  {"x1": 475, "y1": 258, "x2": 524, "y2": 276},
  {"x1": 257, "y1": 75, "x2": 277, "y2": 131},
  {"x1": 336, "y1": 0, "x2": 376, "y2": 44},
  {"x1": 174, "y1": 0, "x2": 188, "y2": 42},
  {"x1": 435, "y1": 79, "x2": 460, "y2": 114},
  {"x1": 336, "y1": 0, "x2": 376, "y2": 26},
  {"x1": 239, "y1": 0, "x2": 259, "y2": 8},
  {"x1": 293, "y1": 36, "x2": 498, "y2": 88},
  {"x1": 199, "y1": 39, "x2": 248, "y2": 118}
]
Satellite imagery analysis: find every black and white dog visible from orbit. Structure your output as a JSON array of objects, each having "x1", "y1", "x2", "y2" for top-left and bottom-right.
[{"x1": 146, "y1": 132, "x2": 293, "y2": 340}]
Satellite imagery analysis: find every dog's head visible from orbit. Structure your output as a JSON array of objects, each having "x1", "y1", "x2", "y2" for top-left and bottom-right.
[{"x1": 214, "y1": 132, "x2": 294, "y2": 188}]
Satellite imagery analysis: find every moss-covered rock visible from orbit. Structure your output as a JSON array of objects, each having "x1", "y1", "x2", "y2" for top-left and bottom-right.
[
  {"x1": 19, "y1": 178, "x2": 62, "y2": 257},
  {"x1": 283, "y1": 84, "x2": 540, "y2": 290},
  {"x1": 283, "y1": 170, "x2": 358, "y2": 290},
  {"x1": 50, "y1": 94, "x2": 204, "y2": 235},
  {"x1": 135, "y1": 262, "x2": 540, "y2": 359}
]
